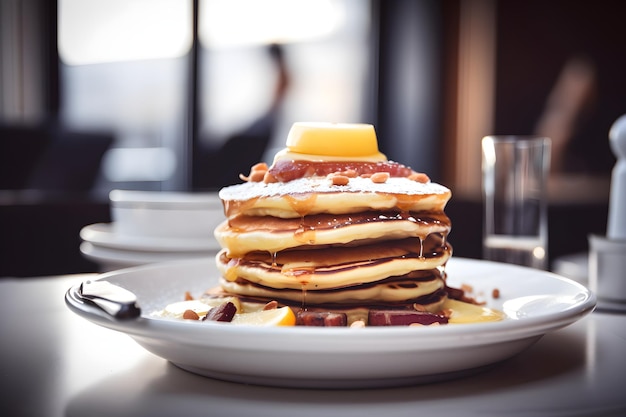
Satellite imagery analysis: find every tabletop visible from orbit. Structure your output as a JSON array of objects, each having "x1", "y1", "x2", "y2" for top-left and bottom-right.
[{"x1": 1, "y1": 272, "x2": 625, "y2": 417}]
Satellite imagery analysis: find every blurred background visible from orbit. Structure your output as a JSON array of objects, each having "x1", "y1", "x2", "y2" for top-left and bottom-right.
[{"x1": 1, "y1": 0, "x2": 625, "y2": 276}]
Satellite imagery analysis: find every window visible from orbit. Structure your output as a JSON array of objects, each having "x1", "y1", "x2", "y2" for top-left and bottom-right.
[{"x1": 58, "y1": 0, "x2": 372, "y2": 193}]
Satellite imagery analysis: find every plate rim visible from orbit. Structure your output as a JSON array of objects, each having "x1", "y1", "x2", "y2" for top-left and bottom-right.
[
  {"x1": 80, "y1": 223, "x2": 220, "y2": 252},
  {"x1": 79, "y1": 241, "x2": 212, "y2": 263}
]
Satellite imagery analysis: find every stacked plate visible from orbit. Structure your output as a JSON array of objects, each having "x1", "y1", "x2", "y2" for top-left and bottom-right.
[{"x1": 80, "y1": 190, "x2": 224, "y2": 271}]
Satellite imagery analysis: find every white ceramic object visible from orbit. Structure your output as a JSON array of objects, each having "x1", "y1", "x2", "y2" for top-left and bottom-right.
[
  {"x1": 608, "y1": 114, "x2": 626, "y2": 239},
  {"x1": 586, "y1": 114, "x2": 626, "y2": 304},
  {"x1": 65, "y1": 257, "x2": 595, "y2": 389},
  {"x1": 551, "y1": 252, "x2": 588, "y2": 284},
  {"x1": 109, "y1": 190, "x2": 224, "y2": 239},
  {"x1": 588, "y1": 235, "x2": 626, "y2": 303},
  {"x1": 79, "y1": 242, "x2": 217, "y2": 272},
  {"x1": 80, "y1": 223, "x2": 220, "y2": 252}
]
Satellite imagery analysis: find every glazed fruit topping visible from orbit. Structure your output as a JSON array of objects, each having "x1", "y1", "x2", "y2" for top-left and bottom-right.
[
  {"x1": 266, "y1": 159, "x2": 428, "y2": 183},
  {"x1": 203, "y1": 302, "x2": 237, "y2": 322},
  {"x1": 368, "y1": 310, "x2": 449, "y2": 326},
  {"x1": 296, "y1": 311, "x2": 348, "y2": 326}
]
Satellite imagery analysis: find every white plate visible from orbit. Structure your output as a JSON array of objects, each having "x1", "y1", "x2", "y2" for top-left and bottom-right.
[
  {"x1": 80, "y1": 242, "x2": 216, "y2": 270},
  {"x1": 109, "y1": 189, "x2": 222, "y2": 208},
  {"x1": 109, "y1": 190, "x2": 225, "y2": 239},
  {"x1": 80, "y1": 223, "x2": 220, "y2": 252},
  {"x1": 65, "y1": 258, "x2": 595, "y2": 389}
]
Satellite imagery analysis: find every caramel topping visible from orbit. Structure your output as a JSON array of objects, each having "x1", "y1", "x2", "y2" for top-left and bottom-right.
[
  {"x1": 284, "y1": 193, "x2": 318, "y2": 217},
  {"x1": 227, "y1": 211, "x2": 451, "y2": 235}
]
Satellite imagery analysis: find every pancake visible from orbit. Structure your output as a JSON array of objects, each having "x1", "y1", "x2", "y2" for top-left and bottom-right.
[
  {"x1": 219, "y1": 175, "x2": 451, "y2": 219},
  {"x1": 216, "y1": 236, "x2": 452, "y2": 291},
  {"x1": 218, "y1": 269, "x2": 446, "y2": 306},
  {"x1": 215, "y1": 211, "x2": 451, "y2": 256}
]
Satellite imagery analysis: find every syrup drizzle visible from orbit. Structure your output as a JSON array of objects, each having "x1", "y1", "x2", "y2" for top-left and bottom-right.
[
  {"x1": 418, "y1": 236, "x2": 425, "y2": 259},
  {"x1": 301, "y1": 285, "x2": 308, "y2": 310},
  {"x1": 294, "y1": 214, "x2": 318, "y2": 244},
  {"x1": 284, "y1": 193, "x2": 318, "y2": 217}
]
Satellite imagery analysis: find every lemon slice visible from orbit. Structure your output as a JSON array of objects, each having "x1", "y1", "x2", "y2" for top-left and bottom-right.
[{"x1": 231, "y1": 306, "x2": 296, "y2": 326}]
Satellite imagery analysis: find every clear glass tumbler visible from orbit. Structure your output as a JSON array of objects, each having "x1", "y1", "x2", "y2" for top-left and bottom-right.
[{"x1": 481, "y1": 136, "x2": 551, "y2": 269}]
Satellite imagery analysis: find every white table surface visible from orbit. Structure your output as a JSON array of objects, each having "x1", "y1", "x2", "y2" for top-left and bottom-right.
[{"x1": 1, "y1": 273, "x2": 625, "y2": 417}]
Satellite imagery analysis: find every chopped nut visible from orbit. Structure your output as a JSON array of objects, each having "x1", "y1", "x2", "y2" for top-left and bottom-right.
[
  {"x1": 240, "y1": 162, "x2": 269, "y2": 182},
  {"x1": 413, "y1": 303, "x2": 427, "y2": 312},
  {"x1": 370, "y1": 172, "x2": 390, "y2": 183},
  {"x1": 263, "y1": 300, "x2": 279, "y2": 310},
  {"x1": 408, "y1": 172, "x2": 430, "y2": 183},
  {"x1": 340, "y1": 169, "x2": 358, "y2": 178},
  {"x1": 184, "y1": 291, "x2": 194, "y2": 301},
  {"x1": 263, "y1": 171, "x2": 277, "y2": 183},
  {"x1": 251, "y1": 162, "x2": 268, "y2": 172},
  {"x1": 183, "y1": 309, "x2": 200, "y2": 320},
  {"x1": 204, "y1": 287, "x2": 224, "y2": 296},
  {"x1": 492, "y1": 288, "x2": 500, "y2": 299},
  {"x1": 330, "y1": 174, "x2": 350, "y2": 186},
  {"x1": 461, "y1": 283, "x2": 474, "y2": 293},
  {"x1": 251, "y1": 170, "x2": 267, "y2": 182}
]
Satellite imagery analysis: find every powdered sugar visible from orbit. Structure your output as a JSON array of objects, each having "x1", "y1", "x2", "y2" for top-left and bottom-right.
[{"x1": 219, "y1": 176, "x2": 450, "y2": 201}]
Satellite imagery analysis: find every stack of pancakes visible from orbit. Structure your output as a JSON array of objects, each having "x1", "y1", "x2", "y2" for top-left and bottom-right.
[{"x1": 213, "y1": 123, "x2": 453, "y2": 325}]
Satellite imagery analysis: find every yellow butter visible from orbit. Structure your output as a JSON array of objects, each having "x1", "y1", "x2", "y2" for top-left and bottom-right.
[{"x1": 284, "y1": 122, "x2": 387, "y2": 160}]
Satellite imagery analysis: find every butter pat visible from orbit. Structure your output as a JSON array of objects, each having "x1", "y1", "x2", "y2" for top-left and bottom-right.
[{"x1": 276, "y1": 122, "x2": 387, "y2": 162}]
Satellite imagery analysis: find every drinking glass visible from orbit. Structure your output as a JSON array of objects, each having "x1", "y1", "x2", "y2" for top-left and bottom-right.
[{"x1": 481, "y1": 136, "x2": 551, "y2": 269}]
